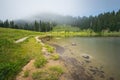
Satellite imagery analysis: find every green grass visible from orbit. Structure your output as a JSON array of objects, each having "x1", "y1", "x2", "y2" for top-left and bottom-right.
[
  {"x1": 49, "y1": 66, "x2": 64, "y2": 75},
  {"x1": 23, "y1": 70, "x2": 29, "y2": 77},
  {"x1": 45, "y1": 31, "x2": 120, "y2": 37},
  {"x1": 32, "y1": 71, "x2": 58, "y2": 80},
  {"x1": 34, "y1": 56, "x2": 47, "y2": 68},
  {"x1": 45, "y1": 44, "x2": 54, "y2": 53},
  {"x1": 0, "y1": 27, "x2": 42, "y2": 80},
  {"x1": 32, "y1": 66, "x2": 64, "y2": 80},
  {"x1": 51, "y1": 54, "x2": 60, "y2": 60}
]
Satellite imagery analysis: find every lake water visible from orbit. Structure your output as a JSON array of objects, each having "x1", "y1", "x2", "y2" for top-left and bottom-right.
[{"x1": 50, "y1": 37, "x2": 120, "y2": 80}]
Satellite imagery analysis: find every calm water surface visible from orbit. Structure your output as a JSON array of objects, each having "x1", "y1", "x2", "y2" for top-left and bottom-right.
[{"x1": 51, "y1": 37, "x2": 120, "y2": 80}]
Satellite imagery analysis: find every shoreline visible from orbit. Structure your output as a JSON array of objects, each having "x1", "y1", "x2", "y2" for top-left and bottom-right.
[
  {"x1": 39, "y1": 36, "x2": 95, "y2": 80},
  {"x1": 40, "y1": 36, "x2": 116, "y2": 80}
]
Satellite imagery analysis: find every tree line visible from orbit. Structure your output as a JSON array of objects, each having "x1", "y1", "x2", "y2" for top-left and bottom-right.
[
  {"x1": 72, "y1": 10, "x2": 120, "y2": 32},
  {"x1": 0, "y1": 10, "x2": 120, "y2": 32},
  {"x1": 0, "y1": 20, "x2": 56, "y2": 32}
]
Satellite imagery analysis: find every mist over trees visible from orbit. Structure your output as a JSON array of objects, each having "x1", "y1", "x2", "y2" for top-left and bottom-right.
[
  {"x1": 73, "y1": 10, "x2": 120, "y2": 32},
  {"x1": 0, "y1": 10, "x2": 120, "y2": 32},
  {"x1": 0, "y1": 20, "x2": 56, "y2": 32}
]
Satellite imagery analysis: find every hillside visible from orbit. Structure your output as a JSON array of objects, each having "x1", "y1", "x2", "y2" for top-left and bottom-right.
[{"x1": 0, "y1": 28, "x2": 64, "y2": 80}]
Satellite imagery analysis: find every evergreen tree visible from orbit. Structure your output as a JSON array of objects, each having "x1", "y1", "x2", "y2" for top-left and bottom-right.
[{"x1": 4, "y1": 20, "x2": 9, "y2": 28}]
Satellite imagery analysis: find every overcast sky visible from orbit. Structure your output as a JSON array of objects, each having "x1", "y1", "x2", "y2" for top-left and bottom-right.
[{"x1": 0, "y1": 0, "x2": 120, "y2": 20}]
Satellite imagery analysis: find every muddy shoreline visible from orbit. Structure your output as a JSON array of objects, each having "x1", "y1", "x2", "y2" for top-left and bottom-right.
[{"x1": 39, "y1": 36, "x2": 115, "y2": 80}]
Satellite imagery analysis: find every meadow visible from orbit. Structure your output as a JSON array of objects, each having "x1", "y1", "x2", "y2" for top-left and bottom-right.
[
  {"x1": 0, "y1": 27, "x2": 64, "y2": 80},
  {"x1": 0, "y1": 28, "x2": 42, "y2": 80}
]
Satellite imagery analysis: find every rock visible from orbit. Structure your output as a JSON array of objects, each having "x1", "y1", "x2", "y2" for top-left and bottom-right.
[
  {"x1": 100, "y1": 71, "x2": 104, "y2": 73},
  {"x1": 108, "y1": 77, "x2": 114, "y2": 80},
  {"x1": 89, "y1": 69, "x2": 96, "y2": 74},
  {"x1": 83, "y1": 55, "x2": 90, "y2": 59},
  {"x1": 100, "y1": 74, "x2": 105, "y2": 78},
  {"x1": 85, "y1": 60, "x2": 91, "y2": 63},
  {"x1": 72, "y1": 43, "x2": 76, "y2": 46},
  {"x1": 89, "y1": 66, "x2": 93, "y2": 68},
  {"x1": 81, "y1": 54, "x2": 92, "y2": 59}
]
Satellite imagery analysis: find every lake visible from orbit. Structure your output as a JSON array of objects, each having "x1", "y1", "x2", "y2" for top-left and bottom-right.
[{"x1": 50, "y1": 37, "x2": 120, "y2": 80}]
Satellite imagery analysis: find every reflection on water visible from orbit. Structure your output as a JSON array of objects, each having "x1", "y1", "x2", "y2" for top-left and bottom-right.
[{"x1": 50, "y1": 37, "x2": 120, "y2": 80}]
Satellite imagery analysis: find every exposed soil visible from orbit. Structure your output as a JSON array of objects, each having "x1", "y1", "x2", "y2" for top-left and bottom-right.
[{"x1": 16, "y1": 36, "x2": 65, "y2": 80}]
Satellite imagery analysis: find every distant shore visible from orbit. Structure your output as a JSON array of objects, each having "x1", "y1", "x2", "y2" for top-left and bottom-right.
[{"x1": 41, "y1": 31, "x2": 120, "y2": 37}]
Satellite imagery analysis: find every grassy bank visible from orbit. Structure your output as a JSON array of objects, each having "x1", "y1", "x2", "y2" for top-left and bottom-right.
[
  {"x1": 51, "y1": 25, "x2": 120, "y2": 37},
  {"x1": 0, "y1": 28, "x2": 42, "y2": 80},
  {"x1": 43, "y1": 31, "x2": 120, "y2": 37},
  {"x1": 0, "y1": 27, "x2": 64, "y2": 80}
]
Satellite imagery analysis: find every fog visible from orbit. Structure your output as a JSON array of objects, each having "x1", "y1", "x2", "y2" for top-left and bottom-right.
[{"x1": 0, "y1": 0, "x2": 120, "y2": 20}]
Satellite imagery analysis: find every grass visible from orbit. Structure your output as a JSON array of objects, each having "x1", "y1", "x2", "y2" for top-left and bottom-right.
[
  {"x1": 32, "y1": 66, "x2": 64, "y2": 80},
  {"x1": 51, "y1": 54, "x2": 60, "y2": 60},
  {"x1": 23, "y1": 70, "x2": 29, "y2": 77},
  {"x1": 32, "y1": 71, "x2": 58, "y2": 80},
  {"x1": 34, "y1": 56, "x2": 47, "y2": 68},
  {"x1": 49, "y1": 66, "x2": 64, "y2": 75},
  {"x1": 45, "y1": 44, "x2": 54, "y2": 53},
  {"x1": 0, "y1": 27, "x2": 42, "y2": 80},
  {"x1": 51, "y1": 25, "x2": 120, "y2": 37},
  {"x1": 0, "y1": 27, "x2": 64, "y2": 80},
  {"x1": 44, "y1": 31, "x2": 120, "y2": 37}
]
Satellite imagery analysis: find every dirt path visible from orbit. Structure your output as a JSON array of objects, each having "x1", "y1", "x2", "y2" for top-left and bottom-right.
[
  {"x1": 16, "y1": 36, "x2": 65, "y2": 80},
  {"x1": 15, "y1": 37, "x2": 29, "y2": 43},
  {"x1": 35, "y1": 36, "x2": 44, "y2": 46},
  {"x1": 16, "y1": 59, "x2": 35, "y2": 80}
]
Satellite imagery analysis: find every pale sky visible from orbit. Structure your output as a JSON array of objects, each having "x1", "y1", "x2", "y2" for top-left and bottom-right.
[{"x1": 0, "y1": 0, "x2": 120, "y2": 20}]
